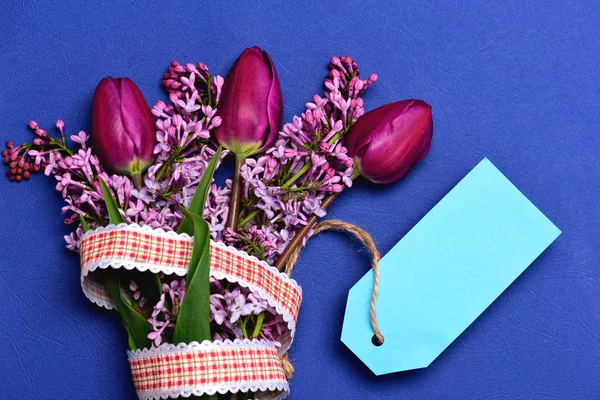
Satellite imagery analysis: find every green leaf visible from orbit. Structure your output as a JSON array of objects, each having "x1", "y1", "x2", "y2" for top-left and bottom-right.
[
  {"x1": 177, "y1": 146, "x2": 222, "y2": 236},
  {"x1": 99, "y1": 178, "x2": 125, "y2": 224},
  {"x1": 175, "y1": 146, "x2": 222, "y2": 400},
  {"x1": 124, "y1": 324, "x2": 137, "y2": 350},
  {"x1": 105, "y1": 270, "x2": 151, "y2": 350},
  {"x1": 98, "y1": 178, "x2": 156, "y2": 350},
  {"x1": 180, "y1": 209, "x2": 210, "y2": 281},
  {"x1": 173, "y1": 209, "x2": 212, "y2": 344},
  {"x1": 79, "y1": 215, "x2": 90, "y2": 233}
]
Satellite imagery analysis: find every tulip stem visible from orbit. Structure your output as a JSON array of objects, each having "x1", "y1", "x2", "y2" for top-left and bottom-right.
[
  {"x1": 226, "y1": 154, "x2": 246, "y2": 231},
  {"x1": 274, "y1": 189, "x2": 342, "y2": 271}
]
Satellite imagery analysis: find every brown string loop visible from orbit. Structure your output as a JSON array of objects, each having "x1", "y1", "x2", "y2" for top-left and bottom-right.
[
  {"x1": 278, "y1": 219, "x2": 384, "y2": 379},
  {"x1": 279, "y1": 352, "x2": 295, "y2": 380}
]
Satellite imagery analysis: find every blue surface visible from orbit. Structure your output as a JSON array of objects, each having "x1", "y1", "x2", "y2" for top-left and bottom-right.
[
  {"x1": 0, "y1": 1, "x2": 598, "y2": 399},
  {"x1": 343, "y1": 159, "x2": 561, "y2": 375}
]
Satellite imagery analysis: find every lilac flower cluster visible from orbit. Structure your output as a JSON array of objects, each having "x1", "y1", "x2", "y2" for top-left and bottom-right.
[
  {"x1": 224, "y1": 56, "x2": 377, "y2": 264},
  {"x1": 3, "y1": 120, "x2": 118, "y2": 250},
  {"x1": 147, "y1": 276, "x2": 283, "y2": 347},
  {"x1": 148, "y1": 61, "x2": 230, "y2": 241},
  {"x1": 3, "y1": 63, "x2": 226, "y2": 250},
  {"x1": 210, "y1": 278, "x2": 284, "y2": 346},
  {"x1": 147, "y1": 56, "x2": 376, "y2": 264},
  {"x1": 4, "y1": 55, "x2": 375, "y2": 346}
]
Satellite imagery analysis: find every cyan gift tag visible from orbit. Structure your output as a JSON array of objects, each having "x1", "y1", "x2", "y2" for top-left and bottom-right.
[{"x1": 341, "y1": 158, "x2": 561, "y2": 375}]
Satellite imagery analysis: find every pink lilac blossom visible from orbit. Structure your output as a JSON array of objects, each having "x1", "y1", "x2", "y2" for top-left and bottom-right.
[
  {"x1": 147, "y1": 278, "x2": 186, "y2": 347},
  {"x1": 149, "y1": 56, "x2": 374, "y2": 264},
  {"x1": 147, "y1": 276, "x2": 283, "y2": 347},
  {"x1": 223, "y1": 56, "x2": 376, "y2": 264}
]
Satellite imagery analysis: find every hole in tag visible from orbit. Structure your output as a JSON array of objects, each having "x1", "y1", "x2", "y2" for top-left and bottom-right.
[{"x1": 371, "y1": 335, "x2": 384, "y2": 347}]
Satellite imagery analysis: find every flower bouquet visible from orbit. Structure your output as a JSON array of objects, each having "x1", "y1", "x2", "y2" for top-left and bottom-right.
[{"x1": 4, "y1": 47, "x2": 433, "y2": 399}]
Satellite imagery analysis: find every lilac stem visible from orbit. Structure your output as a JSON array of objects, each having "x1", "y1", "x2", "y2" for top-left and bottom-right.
[{"x1": 274, "y1": 190, "x2": 341, "y2": 270}]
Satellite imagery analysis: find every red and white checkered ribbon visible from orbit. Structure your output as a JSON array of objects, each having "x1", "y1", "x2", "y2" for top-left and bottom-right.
[
  {"x1": 128, "y1": 339, "x2": 289, "y2": 400},
  {"x1": 79, "y1": 223, "x2": 302, "y2": 353},
  {"x1": 79, "y1": 224, "x2": 300, "y2": 399}
]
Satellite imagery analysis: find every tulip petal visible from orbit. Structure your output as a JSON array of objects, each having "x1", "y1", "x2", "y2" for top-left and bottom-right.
[
  {"x1": 92, "y1": 78, "x2": 136, "y2": 172},
  {"x1": 263, "y1": 49, "x2": 283, "y2": 152},
  {"x1": 214, "y1": 47, "x2": 283, "y2": 157},
  {"x1": 91, "y1": 77, "x2": 157, "y2": 175},
  {"x1": 346, "y1": 99, "x2": 433, "y2": 184},
  {"x1": 119, "y1": 78, "x2": 157, "y2": 169}
]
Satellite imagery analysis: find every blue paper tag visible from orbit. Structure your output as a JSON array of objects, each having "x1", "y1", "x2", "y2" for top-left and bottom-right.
[{"x1": 341, "y1": 158, "x2": 561, "y2": 375}]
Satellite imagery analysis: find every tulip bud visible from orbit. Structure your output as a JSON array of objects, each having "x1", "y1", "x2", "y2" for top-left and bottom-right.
[
  {"x1": 91, "y1": 77, "x2": 156, "y2": 186},
  {"x1": 214, "y1": 47, "x2": 283, "y2": 157},
  {"x1": 345, "y1": 99, "x2": 433, "y2": 184},
  {"x1": 216, "y1": 47, "x2": 284, "y2": 230}
]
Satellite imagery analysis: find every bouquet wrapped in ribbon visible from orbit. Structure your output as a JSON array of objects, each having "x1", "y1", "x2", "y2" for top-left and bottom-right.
[{"x1": 4, "y1": 47, "x2": 433, "y2": 399}]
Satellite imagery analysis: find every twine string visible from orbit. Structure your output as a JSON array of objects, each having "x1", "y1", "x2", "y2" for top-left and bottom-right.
[{"x1": 279, "y1": 219, "x2": 384, "y2": 379}]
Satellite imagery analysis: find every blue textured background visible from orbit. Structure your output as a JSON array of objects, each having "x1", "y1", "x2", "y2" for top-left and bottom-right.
[{"x1": 1, "y1": 1, "x2": 598, "y2": 399}]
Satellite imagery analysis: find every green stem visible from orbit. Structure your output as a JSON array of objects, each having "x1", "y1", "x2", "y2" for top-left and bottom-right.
[
  {"x1": 206, "y1": 74, "x2": 213, "y2": 105},
  {"x1": 156, "y1": 148, "x2": 182, "y2": 180},
  {"x1": 327, "y1": 131, "x2": 344, "y2": 145},
  {"x1": 277, "y1": 123, "x2": 351, "y2": 190},
  {"x1": 238, "y1": 209, "x2": 260, "y2": 228},
  {"x1": 287, "y1": 185, "x2": 319, "y2": 193},
  {"x1": 281, "y1": 162, "x2": 312, "y2": 189},
  {"x1": 326, "y1": 122, "x2": 352, "y2": 146},
  {"x1": 240, "y1": 318, "x2": 249, "y2": 338},
  {"x1": 226, "y1": 154, "x2": 246, "y2": 230},
  {"x1": 252, "y1": 312, "x2": 265, "y2": 338},
  {"x1": 51, "y1": 137, "x2": 75, "y2": 156}
]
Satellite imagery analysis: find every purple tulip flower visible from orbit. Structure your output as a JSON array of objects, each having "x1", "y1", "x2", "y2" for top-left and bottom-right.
[
  {"x1": 214, "y1": 46, "x2": 283, "y2": 157},
  {"x1": 215, "y1": 47, "x2": 284, "y2": 230},
  {"x1": 345, "y1": 99, "x2": 433, "y2": 184},
  {"x1": 91, "y1": 77, "x2": 156, "y2": 187}
]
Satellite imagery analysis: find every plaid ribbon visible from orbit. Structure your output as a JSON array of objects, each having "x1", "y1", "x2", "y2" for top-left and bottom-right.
[
  {"x1": 128, "y1": 339, "x2": 289, "y2": 400},
  {"x1": 79, "y1": 224, "x2": 302, "y2": 351}
]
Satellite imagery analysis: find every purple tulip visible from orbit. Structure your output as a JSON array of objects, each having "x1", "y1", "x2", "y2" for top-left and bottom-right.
[
  {"x1": 92, "y1": 77, "x2": 156, "y2": 187},
  {"x1": 216, "y1": 47, "x2": 283, "y2": 230},
  {"x1": 214, "y1": 46, "x2": 283, "y2": 157},
  {"x1": 345, "y1": 99, "x2": 433, "y2": 184}
]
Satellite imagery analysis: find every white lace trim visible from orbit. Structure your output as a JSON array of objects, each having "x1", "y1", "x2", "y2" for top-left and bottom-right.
[
  {"x1": 135, "y1": 385, "x2": 288, "y2": 400},
  {"x1": 127, "y1": 338, "x2": 275, "y2": 358},
  {"x1": 80, "y1": 223, "x2": 301, "y2": 353},
  {"x1": 128, "y1": 339, "x2": 289, "y2": 400},
  {"x1": 135, "y1": 384, "x2": 288, "y2": 400}
]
